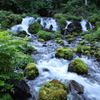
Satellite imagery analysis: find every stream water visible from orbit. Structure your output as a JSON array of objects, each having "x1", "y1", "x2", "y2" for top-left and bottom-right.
[{"x1": 11, "y1": 17, "x2": 100, "y2": 100}]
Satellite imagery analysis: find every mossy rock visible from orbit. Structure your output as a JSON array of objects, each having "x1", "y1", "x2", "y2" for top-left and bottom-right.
[
  {"x1": 65, "y1": 34, "x2": 73, "y2": 38},
  {"x1": 38, "y1": 38, "x2": 45, "y2": 42},
  {"x1": 28, "y1": 21, "x2": 42, "y2": 34},
  {"x1": 68, "y1": 38, "x2": 74, "y2": 43},
  {"x1": 78, "y1": 41, "x2": 86, "y2": 45},
  {"x1": 37, "y1": 30, "x2": 52, "y2": 41},
  {"x1": 54, "y1": 13, "x2": 66, "y2": 29},
  {"x1": 68, "y1": 59, "x2": 88, "y2": 75},
  {"x1": 56, "y1": 47, "x2": 74, "y2": 60},
  {"x1": 38, "y1": 79, "x2": 67, "y2": 100},
  {"x1": 74, "y1": 44, "x2": 90, "y2": 54},
  {"x1": 56, "y1": 38, "x2": 64, "y2": 45},
  {"x1": 25, "y1": 63, "x2": 39, "y2": 80},
  {"x1": 72, "y1": 32, "x2": 79, "y2": 36}
]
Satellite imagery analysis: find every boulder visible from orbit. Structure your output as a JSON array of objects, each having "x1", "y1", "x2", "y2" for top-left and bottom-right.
[
  {"x1": 55, "y1": 47, "x2": 74, "y2": 60},
  {"x1": 28, "y1": 21, "x2": 42, "y2": 34},
  {"x1": 68, "y1": 59, "x2": 88, "y2": 74},
  {"x1": 38, "y1": 79, "x2": 67, "y2": 100},
  {"x1": 67, "y1": 80, "x2": 84, "y2": 94},
  {"x1": 10, "y1": 79, "x2": 31, "y2": 100},
  {"x1": 25, "y1": 63, "x2": 39, "y2": 80}
]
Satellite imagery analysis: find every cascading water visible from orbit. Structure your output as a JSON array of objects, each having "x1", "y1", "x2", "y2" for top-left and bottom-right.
[
  {"x1": 27, "y1": 36, "x2": 100, "y2": 100},
  {"x1": 11, "y1": 17, "x2": 35, "y2": 35},
  {"x1": 11, "y1": 17, "x2": 99, "y2": 100}
]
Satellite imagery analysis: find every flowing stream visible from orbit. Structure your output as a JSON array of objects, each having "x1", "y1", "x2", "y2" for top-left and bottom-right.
[{"x1": 11, "y1": 17, "x2": 100, "y2": 100}]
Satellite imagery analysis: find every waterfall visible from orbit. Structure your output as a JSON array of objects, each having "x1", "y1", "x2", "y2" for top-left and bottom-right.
[
  {"x1": 80, "y1": 19, "x2": 88, "y2": 31},
  {"x1": 11, "y1": 17, "x2": 35, "y2": 35},
  {"x1": 37, "y1": 17, "x2": 59, "y2": 31},
  {"x1": 65, "y1": 20, "x2": 72, "y2": 29}
]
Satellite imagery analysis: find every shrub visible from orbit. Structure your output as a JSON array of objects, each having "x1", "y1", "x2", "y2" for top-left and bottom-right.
[{"x1": 0, "y1": 30, "x2": 34, "y2": 99}]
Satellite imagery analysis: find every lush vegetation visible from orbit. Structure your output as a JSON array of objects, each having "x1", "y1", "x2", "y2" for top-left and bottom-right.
[
  {"x1": 0, "y1": 0, "x2": 100, "y2": 99},
  {"x1": 0, "y1": 30, "x2": 35, "y2": 99}
]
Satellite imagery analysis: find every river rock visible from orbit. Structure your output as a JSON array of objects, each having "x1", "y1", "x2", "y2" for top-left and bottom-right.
[
  {"x1": 10, "y1": 79, "x2": 31, "y2": 100},
  {"x1": 68, "y1": 59, "x2": 88, "y2": 75},
  {"x1": 67, "y1": 80, "x2": 84, "y2": 94}
]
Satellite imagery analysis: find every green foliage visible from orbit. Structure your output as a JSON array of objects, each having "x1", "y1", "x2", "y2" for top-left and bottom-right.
[
  {"x1": 56, "y1": 38, "x2": 64, "y2": 45},
  {"x1": 37, "y1": 30, "x2": 52, "y2": 41},
  {"x1": 0, "y1": 10, "x2": 22, "y2": 28},
  {"x1": 54, "y1": 13, "x2": 66, "y2": 29},
  {"x1": 74, "y1": 44, "x2": 90, "y2": 54},
  {"x1": 56, "y1": 47, "x2": 74, "y2": 60},
  {"x1": 28, "y1": 21, "x2": 42, "y2": 34},
  {"x1": 0, "y1": 30, "x2": 34, "y2": 99},
  {"x1": 84, "y1": 28, "x2": 100, "y2": 42}
]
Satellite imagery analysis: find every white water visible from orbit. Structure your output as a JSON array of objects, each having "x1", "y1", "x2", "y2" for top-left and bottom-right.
[
  {"x1": 65, "y1": 20, "x2": 72, "y2": 29},
  {"x1": 11, "y1": 17, "x2": 35, "y2": 35},
  {"x1": 27, "y1": 35, "x2": 100, "y2": 100},
  {"x1": 80, "y1": 19, "x2": 88, "y2": 31},
  {"x1": 11, "y1": 17, "x2": 100, "y2": 100}
]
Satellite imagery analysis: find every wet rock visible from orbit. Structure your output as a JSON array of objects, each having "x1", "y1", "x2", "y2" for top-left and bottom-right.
[
  {"x1": 67, "y1": 80, "x2": 84, "y2": 94},
  {"x1": 10, "y1": 79, "x2": 31, "y2": 100},
  {"x1": 43, "y1": 68, "x2": 49, "y2": 72},
  {"x1": 68, "y1": 59, "x2": 88, "y2": 75}
]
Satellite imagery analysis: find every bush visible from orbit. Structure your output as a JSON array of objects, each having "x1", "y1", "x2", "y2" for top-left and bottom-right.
[
  {"x1": 37, "y1": 30, "x2": 52, "y2": 41},
  {"x1": 56, "y1": 47, "x2": 74, "y2": 60}
]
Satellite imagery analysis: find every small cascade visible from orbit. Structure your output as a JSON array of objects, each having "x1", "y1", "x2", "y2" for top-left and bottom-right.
[
  {"x1": 65, "y1": 20, "x2": 72, "y2": 29},
  {"x1": 11, "y1": 17, "x2": 35, "y2": 35},
  {"x1": 10, "y1": 16, "x2": 100, "y2": 100},
  {"x1": 38, "y1": 17, "x2": 59, "y2": 31},
  {"x1": 80, "y1": 19, "x2": 88, "y2": 31}
]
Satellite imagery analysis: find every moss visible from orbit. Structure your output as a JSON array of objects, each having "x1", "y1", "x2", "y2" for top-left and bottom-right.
[
  {"x1": 25, "y1": 63, "x2": 39, "y2": 80},
  {"x1": 37, "y1": 30, "x2": 52, "y2": 41},
  {"x1": 68, "y1": 59, "x2": 88, "y2": 74},
  {"x1": 38, "y1": 79, "x2": 67, "y2": 100},
  {"x1": 56, "y1": 38, "x2": 64, "y2": 45},
  {"x1": 74, "y1": 44, "x2": 90, "y2": 54},
  {"x1": 72, "y1": 32, "x2": 79, "y2": 36},
  {"x1": 54, "y1": 13, "x2": 66, "y2": 29},
  {"x1": 38, "y1": 38, "x2": 45, "y2": 42},
  {"x1": 78, "y1": 41, "x2": 86, "y2": 45},
  {"x1": 67, "y1": 38, "x2": 74, "y2": 43},
  {"x1": 52, "y1": 31, "x2": 61, "y2": 38},
  {"x1": 23, "y1": 37, "x2": 31, "y2": 41},
  {"x1": 28, "y1": 21, "x2": 42, "y2": 34},
  {"x1": 65, "y1": 34, "x2": 73, "y2": 38},
  {"x1": 56, "y1": 47, "x2": 74, "y2": 60}
]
